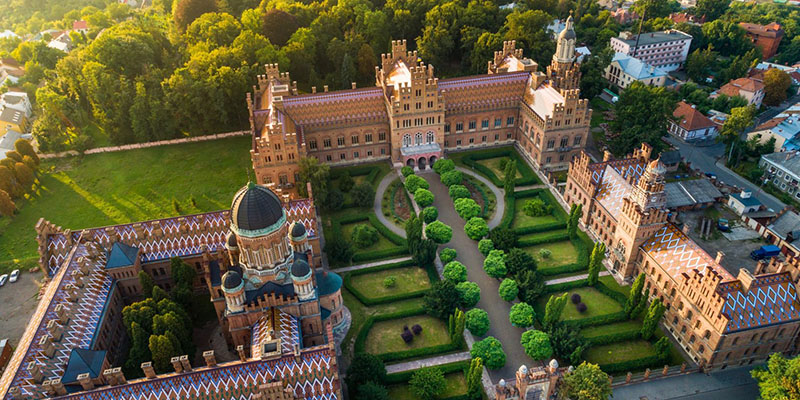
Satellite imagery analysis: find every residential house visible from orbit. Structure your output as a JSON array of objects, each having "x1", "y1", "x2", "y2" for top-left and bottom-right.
[
  {"x1": 660, "y1": 149, "x2": 682, "y2": 171},
  {"x1": 0, "y1": 107, "x2": 27, "y2": 135},
  {"x1": 670, "y1": 12, "x2": 704, "y2": 25},
  {"x1": 670, "y1": 101, "x2": 719, "y2": 141},
  {"x1": 763, "y1": 209, "x2": 800, "y2": 257},
  {"x1": 0, "y1": 129, "x2": 23, "y2": 160},
  {"x1": 0, "y1": 30, "x2": 18, "y2": 40},
  {"x1": 0, "y1": 58, "x2": 23, "y2": 87},
  {"x1": 605, "y1": 53, "x2": 668, "y2": 89},
  {"x1": 72, "y1": 20, "x2": 89, "y2": 35},
  {"x1": 1, "y1": 91, "x2": 32, "y2": 118},
  {"x1": 707, "y1": 109, "x2": 729, "y2": 126},
  {"x1": 575, "y1": 46, "x2": 591, "y2": 62},
  {"x1": 740, "y1": 22, "x2": 784, "y2": 60},
  {"x1": 612, "y1": 8, "x2": 638, "y2": 24},
  {"x1": 728, "y1": 191, "x2": 762, "y2": 215},
  {"x1": 717, "y1": 77, "x2": 765, "y2": 108},
  {"x1": 610, "y1": 30, "x2": 693, "y2": 72},
  {"x1": 47, "y1": 31, "x2": 73, "y2": 52},
  {"x1": 748, "y1": 116, "x2": 800, "y2": 152},
  {"x1": 760, "y1": 151, "x2": 800, "y2": 201}
]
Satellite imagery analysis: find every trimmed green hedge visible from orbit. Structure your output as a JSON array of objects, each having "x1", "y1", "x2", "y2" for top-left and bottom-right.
[
  {"x1": 563, "y1": 310, "x2": 629, "y2": 329},
  {"x1": 594, "y1": 279, "x2": 628, "y2": 305},
  {"x1": 544, "y1": 278, "x2": 590, "y2": 293},
  {"x1": 458, "y1": 146, "x2": 539, "y2": 187},
  {"x1": 584, "y1": 329, "x2": 641, "y2": 346},
  {"x1": 498, "y1": 193, "x2": 515, "y2": 229},
  {"x1": 517, "y1": 231, "x2": 570, "y2": 246},
  {"x1": 330, "y1": 163, "x2": 384, "y2": 187},
  {"x1": 330, "y1": 214, "x2": 409, "y2": 264},
  {"x1": 344, "y1": 260, "x2": 435, "y2": 306},
  {"x1": 384, "y1": 361, "x2": 469, "y2": 384},
  {"x1": 597, "y1": 354, "x2": 668, "y2": 374},
  {"x1": 511, "y1": 189, "x2": 568, "y2": 235}
]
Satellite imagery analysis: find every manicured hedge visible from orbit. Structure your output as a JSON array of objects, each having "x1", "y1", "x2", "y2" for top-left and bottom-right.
[
  {"x1": 384, "y1": 361, "x2": 469, "y2": 385},
  {"x1": 354, "y1": 307, "x2": 424, "y2": 360},
  {"x1": 543, "y1": 278, "x2": 590, "y2": 294},
  {"x1": 584, "y1": 329, "x2": 641, "y2": 347},
  {"x1": 512, "y1": 189, "x2": 568, "y2": 235},
  {"x1": 458, "y1": 146, "x2": 539, "y2": 187},
  {"x1": 498, "y1": 193, "x2": 515, "y2": 229},
  {"x1": 344, "y1": 260, "x2": 433, "y2": 306},
  {"x1": 330, "y1": 163, "x2": 384, "y2": 187},
  {"x1": 330, "y1": 214, "x2": 409, "y2": 263},
  {"x1": 517, "y1": 230, "x2": 570, "y2": 246},
  {"x1": 597, "y1": 354, "x2": 668, "y2": 374},
  {"x1": 562, "y1": 310, "x2": 629, "y2": 329},
  {"x1": 594, "y1": 279, "x2": 628, "y2": 305},
  {"x1": 535, "y1": 232, "x2": 593, "y2": 277}
]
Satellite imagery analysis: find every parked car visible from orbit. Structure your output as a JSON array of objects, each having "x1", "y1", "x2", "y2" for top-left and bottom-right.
[
  {"x1": 705, "y1": 172, "x2": 717, "y2": 179},
  {"x1": 9, "y1": 269, "x2": 19, "y2": 283},
  {"x1": 0, "y1": 274, "x2": 7, "y2": 287},
  {"x1": 750, "y1": 245, "x2": 782, "y2": 260},
  {"x1": 717, "y1": 219, "x2": 730, "y2": 232}
]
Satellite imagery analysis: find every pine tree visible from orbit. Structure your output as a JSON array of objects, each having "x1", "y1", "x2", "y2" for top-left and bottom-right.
[
  {"x1": 503, "y1": 160, "x2": 516, "y2": 194},
  {"x1": 0, "y1": 189, "x2": 15, "y2": 217},
  {"x1": 449, "y1": 309, "x2": 466, "y2": 345},
  {"x1": 467, "y1": 357, "x2": 484, "y2": 400},
  {"x1": 543, "y1": 293, "x2": 568, "y2": 331},
  {"x1": 641, "y1": 298, "x2": 666, "y2": 340},
  {"x1": 625, "y1": 273, "x2": 646, "y2": 318},
  {"x1": 567, "y1": 203, "x2": 583, "y2": 239},
  {"x1": 587, "y1": 242, "x2": 606, "y2": 285},
  {"x1": 631, "y1": 288, "x2": 650, "y2": 318}
]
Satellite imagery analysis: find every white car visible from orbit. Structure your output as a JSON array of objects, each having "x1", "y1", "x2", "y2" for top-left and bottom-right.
[
  {"x1": 0, "y1": 274, "x2": 7, "y2": 287},
  {"x1": 9, "y1": 269, "x2": 19, "y2": 283}
]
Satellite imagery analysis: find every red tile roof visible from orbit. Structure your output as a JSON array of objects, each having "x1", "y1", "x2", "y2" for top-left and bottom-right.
[
  {"x1": 673, "y1": 101, "x2": 716, "y2": 131},
  {"x1": 719, "y1": 77, "x2": 764, "y2": 97},
  {"x1": 72, "y1": 20, "x2": 88, "y2": 30}
]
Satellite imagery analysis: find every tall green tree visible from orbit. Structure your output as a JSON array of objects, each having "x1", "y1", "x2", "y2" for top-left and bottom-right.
[
  {"x1": 624, "y1": 273, "x2": 646, "y2": 318},
  {"x1": 587, "y1": 242, "x2": 605, "y2": 286},
  {"x1": 410, "y1": 367, "x2": 447, "y2": 400},
  {"x1": 559, "y1": 362, "x2": 612, "y2": 400},
  {"x1": 609, "y1": 82, "x2": 676, "y2": 156},
  {"x1": 139, "y1": 271, "x2": 154, "y2": 299},
  {"x1": 346, "y1": 353, "x2": 387, "y2": 398},
  {"x1": 685, "y1": 47, "x2": 716, "y2": 83},
  {"x1": 260, "y1": 8, "x2": 299, "y2": 47},
  {"x1": 763, "y1": 69, "x2": 792, "y2": 107},
  {"x1": 173, "y1": 0, "x2": 218, "y2": 31},
  {"x1": 467, "y1": 357, "x2": 484, "y2": 400},
  {"x1": 640, "y1": 298, "x2": 666, "y2": 340},
  {"x1": 297, "y1": 157, "x2": 330, "y2": 202},
  {"x1": 695, "y1": 0, "x2": 729, "y2": 20},
  {"x1": 543, "y1": 293, "x2": 568, "y2": 330},
  {"x1": 751, "y1": 353, "x2": 800, "y2": 400},
  {"x1": 503, "y1": 159, "x2": 516, "y2": 194}
]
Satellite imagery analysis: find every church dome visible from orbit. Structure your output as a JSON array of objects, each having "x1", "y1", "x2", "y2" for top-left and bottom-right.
[
  {"x1": 647, "y1": 159, "x2": 667, "y2": 175},
  {"x1": 226, "y1": 231, "x2": 237, "y2": 249},
  {"x1": 231, "y1": 182, "x2": 285, "y2": 235},
  {"x1": 558, "y1": 16, "x2": 576, "y2": 40},
  {"x1": 222, "y1": 270, "x2": 243, "y2": 291},
  {"x1": 291, "y1": 259, "x2": 311, "y2": 279},
  {"x1": 290, "y1": 221, "x2": 307, "y2": 239}
]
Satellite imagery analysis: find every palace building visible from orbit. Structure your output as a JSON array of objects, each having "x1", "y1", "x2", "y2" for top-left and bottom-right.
[
  {"x1": 564, "y1": 144, "x2": 800, "y2": 369},
  {"x1": 249, "y1": 16, "x2": 591, "y2": 190},
  {"x1": 0, "y1": 182, "x2": 344, "y2": 400}
]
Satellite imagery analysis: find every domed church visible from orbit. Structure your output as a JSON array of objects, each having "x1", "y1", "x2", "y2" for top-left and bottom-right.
[{"x1": 208, "y1": 182, "x2": 346, "y2": 349}]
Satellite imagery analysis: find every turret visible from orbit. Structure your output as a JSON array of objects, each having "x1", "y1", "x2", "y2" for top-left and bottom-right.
[
  {"x1": 290, "y1": 259, "x2": 315, "y2": 301},
  {"x1": 222, "y1": 270, "x2": 246, "y2": 313}
]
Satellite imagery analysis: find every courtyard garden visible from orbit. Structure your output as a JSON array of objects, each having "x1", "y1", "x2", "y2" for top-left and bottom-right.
[
  {"x1": 448, "y1": 146, "x2": 540, "y2": 187},
  {"x1": 381, "y1": 178, "x2": 413, "y2": 229},
  {"x1": 385, "y1": 361, "x2": 471, "y2": 400}
]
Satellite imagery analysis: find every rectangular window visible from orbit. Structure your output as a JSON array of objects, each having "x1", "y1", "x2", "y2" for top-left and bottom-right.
[
  {"x1": 444, "y1": 123, "x2": 451, "y2": 133},
  {"x1": 379, "y1": 132, "x2": 386, "y2": 142},
  {"x1": 469, "y1": 138, "x2": 475, "y2": 144},
  {"x1": 351, "y1": 135, "x2": 359, "y2": 144},
  {"x1": 367, "y1": 150, "x2": 373, "y2": 156},
  {"x1": 456, "y1": 122, "x2": 463, "y2": 132},
  {"x1": 323, "y1": 138, "x2": 331, "y2": 148},
  {"x1": 481, "y1": 119, "x2": 489, "y2": 129},
  {"x1": 547, "y1": 140, "x2": 555, "y2": 149},
  {"x1": 482, "y1": 135, "x2": 487, "y2": 142},
  {"x1": 456, "y1": 139, "x2": 462, "y2": 146},
  {"x1": 340, "y1": 153, "x2": 346, "y2": 160},
  {"x1": 354, "y1": 151, "x2": 359, "y2": 158},
  {"x1": 574, "y1": 136, "x2": 582, "y2": 146},
  {"x1": 546, "y1": 156, "x2": 551, "y2": 163},
  {"x1": 337, "y1": 137, "x2": 345, "y2": 146},
  {"x1": 365, "y1": 133, "x2": 373, "y2": 143},
  {"x1": 381, "y1": 148, "x2": 386, "y2": 155},
  {"x1": 445, "y1": 140, "x2": 449, "y2": 146},
  {"x1": 559, "y1": 154, "x2": 565, "y2": 161},
  {"x1": 494, "y1": 118, "x2": 502, "y2": 128},
  {"x1": 507, "y1": 132, "x2": 512, "y2": 139},
  {"x1": 494, "y1": 134, "x2": 499, "y2": 141},
  {"x1": 326, "y1": 155, "x2": 332, "y2": 161},
  {"x1": 560, "y1": 137, "x2": 569, "y2": 147},
  {"x1": 468, "y1": 121, "x2": 476, "y2": 131},
  {"x1": 507, "y1": 116, "x2": 515, "y2": 126}
]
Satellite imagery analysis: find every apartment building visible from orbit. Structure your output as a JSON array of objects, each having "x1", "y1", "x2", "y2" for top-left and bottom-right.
[{"x1": 610, "y1": 30, "x2": 693, "y2": 72}]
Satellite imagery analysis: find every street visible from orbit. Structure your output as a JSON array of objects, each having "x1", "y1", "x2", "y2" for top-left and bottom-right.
[{"x1": 613, "y1": 365, "x2": 761, "y2": 400}]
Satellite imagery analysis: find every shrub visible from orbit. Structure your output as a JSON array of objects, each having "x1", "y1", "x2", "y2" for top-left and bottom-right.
[
  {"x1": 539, "y1": 249, "x2": 552, "y2": 259},
  {"x1": 339, "y1": 171, "x2": 354, "y2": 192},
  {"x1": 409, "y1": 367, "x2": 446, "y2": 400},
  {"x1": 383, "y1": 276, "x2": 397, "y2": 288},
  {"x1": 483, "y1": 249, "x2": 507, "y2": 278},
  {"x1": 325, "y1": 237, "x2": 353, "y2": 267},
  {"x1": 352, "y1": 224, "x2": 379, "y2": 248},
  {"x1": 521, "y1": 330, "x2": 553, "y2": 361},
  {"x1": 412, "y1": 324, "x2": 422, "y2": 335},
  {"x1": 523, "y1": 198, "x2": 552, "y2": 217},
  {"x1": 440, "y1": 170, "x2": 463, "y2": 186},
  {"x1": 443, "y1": 261, "x2": 468, "y2": 283},
  {"x1": 425, "y1": 221, "x2": 453, "y2": 244},
  {"x1": 456, "y1": 281, "x2": 481, "y2": 308},
  {"x1": 499, "y1": 279, "x2": 518, "y2": 302},
  {"x1": 422, "y1": 206, "x2": 438, "y2": 223},
  {"x1": 433, "y1": 158, "x2": 455, "y2": 174},
  {"x1": 465, "y1": 308, "x2": 490, "y2": 336},
  {"x1": 401, "y1": 329, "x2": 413, "y2": 343},
  {"x1": 423, "y1": 280, "x2": 461, "y2": 319},
  {"x1": 478, "y1": 238, "x2": 494, "y2": 256},
  {"x1": 405, "y1": 175, "x2": 429, "y2": 192},
  {"x1": 577, "y1": 303, "x2": 587, "y2": 313},
  {"x1": 449, "y1": 184, "x2": 471, "y2": 200},
  {"x1": 464, "y1": 217, "x2": 489, "y2": 240},
  {"x1": 414, "y1": 188, "x2": 434, "y2": 207},
  {"x1": 509, "y1": 302, "x2": 535, "y2": 328},
  {"x1": 324, "y1": 189, "x2": 344, "y2": 210},
  {"x1": 346, "y1": 353, "x2": 387, "y2": 397},
  {"x1": 499, "y1": 158, "x2": 509, "y2": 171},
  {"x1": 401, "y1": 166, "x2": 414, "y2": 177},
  {"x1": 454, "y1": 198, "x2": 481, "y2": 220},
  {"x1": 571, "y1": 293, "x2": 581, "y2": 304},
  {"x1": 489, "y1": 227, "x2": 517, "y2": 251},
  {"x1": 505, "y1": 248, "x2": 537, "y2": 277},
  {"x1": 351, "y1": 183, "x2": 375, "y2": 207},
  {"x1": 439, "y1": 248, "x2": 457, "y2": 264},
  {"x1": 471, "y1": 337, "x2": 506, "y2": 370}
]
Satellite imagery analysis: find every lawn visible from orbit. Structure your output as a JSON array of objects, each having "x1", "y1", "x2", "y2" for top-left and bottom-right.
[
  {"x1": 387, "y1": 372, "x2": 467, "y2": 400},
  {"x1": 524, "y1": 240, "x2": 579, "y2": 270},
  {"x1": 348, "y1": 266, "x2": 431, "y2": 301},
  {"x1": 341, "y1": 289, "x2": 424, "y2": 359},
  {"x1": 599, "y1": 275, "x2": 630, "y2": 297},
  {"x1": 341, "y1": 221, "x2": 398, "y2": 253},
  {"x1": 476, "y1": 157, "x2": 522, "y2": 181},
  {"x1": 590, "y1": 97, "x2": 613, "y2": 128},
  {"x1": 364, "y1": 314, "x2": 451, "y2": 356},
  {"x1": 583, "y1": 340, "x2": 658, "y2": 365},
  {"x1": 536, "y1": 287, "x2": 623, "y2": 322},
  {"x1": 580, "y1": 320, "x2": 642, "y2": 339},
  {"x1": 512, "y1": 197, "x2": 560, "y2": 229},
  {"x1": 0, "y1": 136, "x2": 252, "y2": 273}
]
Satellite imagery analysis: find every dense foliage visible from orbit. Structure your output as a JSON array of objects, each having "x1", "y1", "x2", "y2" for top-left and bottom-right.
[
  {"x1": 443, "y1": 261, "x2": 468, "y2": 283},
  {"x1": 521, "y1": 330, "x2": 553, "y2": 360},
  {"x1": 471, "y1": 336, "x2": 506, "y2": 370},
  {"x1": 464, "y1": 216, "x2": 488, "y2": 240},
  {"x1": 498, "y1": 278, "x2": 518, "y2": 302},
  {"x1": 465, "y1": 308, "x2": 490, "y2": 336},
  {"x1": 425, "y1": 220, "x2": 453, "y2": 244}
]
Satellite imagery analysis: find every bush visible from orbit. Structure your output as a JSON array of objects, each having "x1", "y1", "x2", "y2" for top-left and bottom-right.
[
  {"x1": 340, "y1": 171, "x2": 354, "y2": 192},
  {"x1": 521, "y1": 330, "x2": 553, "y2": 360},
  {"x1": 454, "y1": 198, "x2": 481, "y2": 220},
  {"x1": 523, "y1": 198, "x2": 552, "y2": 217},
  {"x1": 441, "y1": 170, "x2": 463, "y2": 186},
  {"x1": 539, "y1": 249, "x2": 552, "y2": 259},
  {"x1": 409, "y1": 367, "x2": 446, "y2": 400},
  {"x1": 456, "y1": 281, "x2": 481, "y2": 308},
  {"x1": 509, "y1": 302, "x2": 535, "y2": 328},
  {"x1": 571, "y1": 293, "x2": 581, "y2": 304},
  {"x1": 425, "y1": 221, "x2": 453, "y2": 244},
  {"x1": 470, "y1": 337, "x2": 506, "y2": 370},
  {"x1": 489, "y1": 227, "x2": 517, "y2": 251},
  {"x1": 433, "y1": 158, "x2": 455, "y2": 174},
  {"x1": 352, "y1": 224, "x2": 379, "y2": 248},
  {"x1": 324, "y1": 189, "x2": 345, "y2": 210},
  {"x1": 483, "y1": 249, "x2": 507, "y2": 278},
  {"x1": 443, "y1": 261, "x2": 468, "y2": 283},
  {"x1": 464, "y1": 217, "x2": 489, "y2": 240},
  {"x1": 405, "y1": 175, "x2": 429, "y2": 192},
  {"x1": 401, "y1": 330, "x2": 413, "y2": 343},
  {"x1": 412, "y1": 324, "x2": 423, "y2": 335},
  {"x1": 352, "y1": 183, "x2": 375, "y2": 207},
  {"x1": 414, "y1": 188, "x2": 434, "y2": 207},
  {"x1": 465, "y1": 308, "x2": 490, "y2": 336},
  {"x1": 478, "y1": 239, "x2": 494, "y2": 256},
  {"x1": 325, "y1": 237, "x2": 353, "y2": 267},
  {"x1": 439, "y1": 248, "x2": 457, "y2": 264},
  {"x1": 449, "y1": 184, "x2": 471, "y2": 200},
  {"x1": 422, "y1": 206, "x2": 438, "y2": 223},
  {"x1": 383, "y1": 276, "x2": 397, "y2": 288},
  {"x1": 504, "y1": 247, "x2": 537, "y2": 277},
  {"x1": 499, "y1": 279, "x2": 518, "y2": 302},
  {"x1": 577, "y1": 303, "x2": 587, "y2": 313},
  {"x1": 401, "y1": 166, "x2": 414, "y2": 177},
  {"x1": 346, "y1": 353, "x2": 387, "y2": 397}
]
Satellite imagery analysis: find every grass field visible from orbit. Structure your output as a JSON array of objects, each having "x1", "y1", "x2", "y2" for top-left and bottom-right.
[
  {"x1": 583, "y1": 340, "x2": 657, "y2": 365},
  {"x1": 341, "y1": 289, "x2": 424, "y2": 359},
  {"x1": 512, "y1": 197, "x2": 560, "y2": 229},
  {"x1": 341, "y1": 221, "x2": 399, "y2": 252},
  {"x1": 387, "y1": 372, "x2": 467, "y2": 400},
  {"x1": 524, "y1": 240, "x2": 579, "y2": 270},
  {"x1": 348, "y1": 266, "x2": 431, "y2": 300},
  {"x1": 536, "y1": 287, "x2": 623, "y2": 321},
  {"x1": 0, "y1": 136, "x2": 252, "y2": 273},
  {"x1": 476, "y1": 157, "x2": 522, "y2": 180},
  {"x1": 364, "y1": 315, "x2": 451, "y2": 355},
  {"x1": 580, "y1": 320, "x2": 643, "y2": 338},
  {"x1": 599, "y1": 275, "x2": 630, "y2": 297}
]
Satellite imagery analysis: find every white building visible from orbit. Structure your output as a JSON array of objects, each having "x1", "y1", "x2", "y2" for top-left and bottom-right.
[
  {"x1": 604, "y1": 53, "x2": 668, "y2": 89},
  {"x1": 760, "y1": 152, "x2": 800, "y2": 201},
  {"x1": 0, "y1": 91, "x2": 32, "y2": 118},
  {"x1": 728, "y1": 191, "x2": 762, "y2": 215},
  {"x1": 669, "y1": 101, "x2": 718, "y2": 141},
  {"x1": 610, "y1": 30, "x2": 693, "y2": 72}
]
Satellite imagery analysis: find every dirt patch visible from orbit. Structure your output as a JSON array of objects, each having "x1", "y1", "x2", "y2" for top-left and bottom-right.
[
  {"x1": 462, "y1": 178, "x2": 486, "y2": 213},
  {"x1": 0, "y1": 271, "x2": 42, "y2": 346},
  {"x1": 393, "y1": 186, "x2": 411, "y2": 220}
]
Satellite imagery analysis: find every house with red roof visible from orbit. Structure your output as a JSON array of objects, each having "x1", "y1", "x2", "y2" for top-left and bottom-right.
[
  {"x1": 669, "y1": 101, "x2": 718, "y2": 141},
  {"x1": 716, "y1": 77, "x2": 765, "y2": 108}
]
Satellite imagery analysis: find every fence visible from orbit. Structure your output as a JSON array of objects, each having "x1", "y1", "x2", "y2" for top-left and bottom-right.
[{"x1": 610, "y1": 363, "x2": 697, "y2": 387}]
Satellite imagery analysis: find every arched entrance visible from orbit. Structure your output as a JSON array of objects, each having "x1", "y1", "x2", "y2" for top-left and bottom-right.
[
  {"x1": 418, "y1": 157, "x2": 427, "y2": 170},
  {"x1": 406, "y1": 158, "x2": 415, "y2": 168},
  {"x1": 429, "y1": 155, "x2": 438, "y2": 166},
  {"x1": 613, "y1": 260, "x2": 621, "y2": 271}
]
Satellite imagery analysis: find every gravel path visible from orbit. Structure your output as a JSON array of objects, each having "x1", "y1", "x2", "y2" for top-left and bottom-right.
[
  {"x1": 385, "y1": 351, "x2": 472, "y2": 374},
  {"x1": 373, "y1": 169, "x2": 407, "y2": 237}
]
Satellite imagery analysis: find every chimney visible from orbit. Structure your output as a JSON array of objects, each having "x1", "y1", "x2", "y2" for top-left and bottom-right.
[
  {"x1": 112, "y1": 367, "x2": 126, "y2": 384},
  {"x1": 27, "y1": 361, "x2": 43, "y2": 383},
  {"x1": 603, "y1": 150, "x2": 613, "y2": 162},
  {"x1": 141, "y1": 362, "x2": 156, "y2": 379},
  {"x1": 66, "y1": 284, "x2": 79, "y2": 302},
  {"x1": 46, "y1": 379, "x2": 66, "y2": 396},
  {"x1": 323, "y1": 85, "x2": 328, "y2": 92},
  {"x1": 715, "y1": 251, "x2": 725, "y2": 264},
  {"x1": 103, "y1": 369, "x2": 117, "y2": 386},
  {"x1": 740, "y1": 191, "x2": 752, "y2": 199},
  {"x1": 47, "y1": 320, "x2": 63, "y2": 341},
  {"x1": 55, "y1": 304, "x2": 69, "y2": 324},
  {"x1": 351, "y1": 82, "x2": 357, "y2": 89},
  {"x1": 737, "y1": 268, "x2": 756, "y2": 292},
  {"x1": 179, "y1": 355, "x2": 192, "y2": 372},
  {"x1": 237, "y1": 345, "x2": 247, "y2": 362},
  {"x1": 311, "y1": 86, "x2": 316, "y2": 94},
  {"x1": 77, "y1": 372, "x2": 94, "y2": 390},
  {"x1": 203, "y1": 350, "x2": 217, "y2": 368},
  {"x1": 171, "y1": 357, "x2": 183, "y2": 374},
  {"x1": 38, "y1": 334, "x2": 55, "y2": 358},
  {"x1": 756, "y1": 260, "x2": 768, "y2": 274},
  {"x1": 71, "y1": 270, "x2": 84, "y2": 287},
  {"x1": 682, "y1": 224, "x2": 691, "y2": 235}
]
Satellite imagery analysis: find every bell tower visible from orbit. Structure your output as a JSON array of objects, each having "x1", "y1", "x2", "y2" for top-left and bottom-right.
[{"x1": 547, "y1": 12, "x2": 581, "y2": 90}]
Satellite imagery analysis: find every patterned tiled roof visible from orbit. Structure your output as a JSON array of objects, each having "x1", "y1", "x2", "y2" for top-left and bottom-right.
[
  {"x1": 718, "y1": 273, "x2": 800, "y2": 332},
  {"x1": 251, "y1": 309, "x2": 301, "y2": 358},
  {"x1": 595, "y1": 165, "x2": 633, "y2": 221},
  {"x1": 641, "y1": 224, "x2": 733, "y2": 281},
  {"x1": 282, "y1": 87, "x2": 387, "y2": 127},
  {"x1": 588, "y1": 158, "x2": 647, "y2": 185},
  {"x1": 439, "y1": 72, "x2": 529, "y2": 113}
]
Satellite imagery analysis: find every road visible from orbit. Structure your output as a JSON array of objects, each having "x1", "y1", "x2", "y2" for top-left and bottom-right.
[
  {"x1": 613, "y1": 365, "x2": 760, "y2": 400},
  {"x1": 753, "y1": 92, "x2": 800, "y2": 127}
]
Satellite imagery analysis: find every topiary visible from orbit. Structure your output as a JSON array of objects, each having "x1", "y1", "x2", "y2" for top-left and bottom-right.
[
  {"x1": 577, "y1": 303, "x2": 587, "y2": 313},
  {"x1": 439, "y1": 248, "x2": 457, "y2": 264},
  {"x1": 414, "y1": 188, "x2": 434, "y2": 208},
  {"x1": 440, "y1": 170, "x2": 463, "y2": 186},
  {"x1": 339, "y1": 171, "x2": 354, "y2": 192},
  {"x1": 401, "y1": 330, "x2": 413, "y2": 343},
  {"x1": 470, "y1": 337, "x2": 506, "y2": 369},
  {"x1": 478, "y1": 238, "x2": 494, "y2": 256},
  {"x1": 433, "y1": 158, "x2": 455, "y2": 174},
  {"x1": 464, "y1": 217, "x2": 488, "y2": 240},
  {"x1": 422, "y1": 206, "x2": 438, "y2": 223},
  {"x1": 571, "y1": 293, "x2": 581, "y2": 304},
  {"x1": 412, "y1": 324, "x2": 422, "y2": 335},
  {"x1": 499, "y1": 278, "x2": 518, "y2": 302},
  {"x1": 539, "y1": 248, "x2": 552, "y2": 259},
  {"x1": 443, "y1": 261, "x2": 468, "y2": 283},
  {"x1": 401, "y1": 166, "x2": 414, "y2": 177},
  {"x1": 404, "y1": 175, "x2": 429, "y2": 193},
  {"x1": 383, "y1": 276, "x2": 397, "y2": 288},
  {"x1": 509, "y1": 302, "x2": 535, "y2": 328},
  {"x1": 456, "y1": 281, "x2": 481, "y2": 308},
  {"x1": 449, "y1": 184, "x2": 470, "y2": 200},
  {"x1": 352, "y1": 224, "x2": 379, "y2": 248},
  {"x1": 454, "y1": 198, "x2": 481, "y2": 220},
  {"x1": 425, "y1": 221, "x2": 453, "y2": 244},
  {"x1": 465, "y1": 308, "x2": 490, "y2": 336}
]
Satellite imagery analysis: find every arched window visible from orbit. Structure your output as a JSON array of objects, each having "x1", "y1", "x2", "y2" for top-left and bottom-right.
[
  {"x1": 403, "y1": 134, "x2": 411, "y2": 147},
  {"x1": 426, "y1": 131, "x2": 434, "y2": 144},
  {"x1": 703, "y1": 330, "x2": 711, "y2": 340},
  {"x1": 415, "y1": 132, "x2": 423, "y2": 145},
  {"x1": 698, "y1": 345, "x2": 705, "y2": 354}
]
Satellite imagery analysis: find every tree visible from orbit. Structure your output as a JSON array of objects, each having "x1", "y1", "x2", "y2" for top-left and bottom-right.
[
  {"x1": 401, "y1": 166, "x2": 414, "y2": 177},
  {"x1": 483, "y1": 249, "x2": 507, "y2": 278},
  {"x1": 0, "y1": 166, "x2": 21, "y2": 199},
  {"x1": 465, "y1": 217, "x2": 489, "y2": 240},
  {"x1": 632, "y1": 0, "x2": 674, "y2": 18},
  {"x1": 465, "y1": 308, "x2": 490, "y2": 336},
  {"x1": 422, "y1": 206, "x2": 438, "y2": 223},
  {"x1": 448, "y1": 309, "x2": 466, "y2": 345},
  {"x1": 424, "y1": 280, "x2": 461, "y2": 318},
  {"x1": 352, "y1": 224, "x2": 379, "y2": 248},
  {"x1": 640, "y1": 298, "x2": 666, "y2": 340},
  {"x1": 406, "y1": 213, "x2": 423, "y2": 249},
  {"x1": 425, "y1": 221, "x2": 453, "y2": 244},
  {"x1": 414, "y1": 188, "x2": 434, "y2": 207},
  {"x1": 173, "y1": 0, "x2": 217, "y2": 31},
  {"x1": 505, "y1": 247, "x2": 537, "y2": 277},
  {"x1": 702, "y1": 20, "x2": 752, "y2": 57},
  {"x1": 499, "y1": 278, "x2": 518, "y2": 301},
  {"x1": 449, "y1": 184, "x2": 471, "y2": 200},
  {"x1": 521, "y1": 330, "x2": 553, "y2": 360},
  {"x1": 567, "y1": 204, "x2": 582, "y2": 239},
  {"x1": 763, "y1": 69, "x2": 792, "y2": 107},
  {"x1": 355, "y1": 382, "x2": 389, "y2": 400},
  {"x1": 261, "y1": 8, "x2": 299, "y2": 47},
  {"x1": 443, "y1": 261, "x2": 468, "y2": 283},
  {"x1": 455, "y1": 198, "x2": 482, "y2": 220},
  {"x1": 549, "y1": 323, "x2": 587, "y2": 365},
  {"x1": 405, "y1": 175, "x2": 429, "y2": 193},
  {"x1": 139, "y1": 271, "x2": 154, "y2": 299},
  {"x1": 346, "y1": 353, "x2": 387, "y2": 397},
  {"x1": 516, "y1": 269, "x2": 545, "y2": 304},
  {"x1": 503, "y1": 159, "x2": 516, "y2": 193},
  {"x1": 625, "y1": 273, "x2": 646, "y2": 318},
  {"x1": 509, "y1": 302, "x2": 535, "y2": 327},
  {"x1": 523, "y1": 198, "x2": 551, "y2": 217},
  {"x1": 471, "y1": 337, "x2": 506, "y2": 369},
  {"x1": 587, "y1": 242, "x2": 606, "y2": 286},
  {"x1": 654, "y1": 336, "x2": 671, "y2": 361},
  {"x1": 685, "y1": 46, "x2": 716, "y2": 83},
  {"x1": 352, "y1": 183, "x2": 375, "y2": 207},
  {"x1": 720, "y1": 105, "x2": 756, "y2": 159},
  {"x1": 148, "y1": 334, "x2": 177, "y2": 372},
  {"x1": 489, "y1": 227, "x2": 517, "y2": 251},
  {"x1": 14, "y1": 139, "x2": 38, "y2": 165},
  {"x1": 412, "y1": 239, "x2": 438, "y2": 268},
  {"x1": 609, "y1": 82, "x2": 677, "y2": 156},
  {"x1": 478, "y1": 238, "x2": 494, "y2": 256},
  {"x1": 324, "y1": 189, "x2": 344, "y2": 210},
  {"x1": 433, "y1": 158, "x2": 455, "y2": 174},
  {"x1": 297, "y1": 157, "x2": 330, "y2": 202},
  {"x1": 5, "y1": 151, "x2": 22, "y2": 163},
  {"x1": 440, "y1": 248, "x2": 457, "y2": 264},
  {"x1": 543, "y1": 293, "x2": 568, "y2": 330},
  {"x1": 410, "y1": 367, "x2": 446, "y2": 400},
  {"x1": 457, "y1": 281, "x2": 481, "y2": 308},
  {"x1": 440, "y1": 170, "x2": 463, "y2": 186},
  {"x1": 185, "y1": 12, "x2": 242, "y2": 48},
  {"x1": 695, "y1": 0, "x2": 728, "y2": 20},
  {"x1": 339, "y1": 171, "x2": 354, "y2": 192},
  {"x1": 467, "y1": 357, "x2": 484, "y2": 400},
  {"x1": 14, "y1": 162, "x2": 34, "y2": 189},
  {"x1": 559, "y1": 362, "x2": 612, "y2": 400},
  {"x1": 324, "y1": 237, "x2": 353, "y2": 268},
  {"x1": 751, "y1": 353, "x2": 800, "y2": 400},
  {"x1": 0, "y1": 190, "x2": 15, "y2": 217}
]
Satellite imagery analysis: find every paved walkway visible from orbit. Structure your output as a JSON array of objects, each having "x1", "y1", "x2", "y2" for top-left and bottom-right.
[
  {"x1": 385, "y1": 351, "x2": 472, "y2": 374},
  {"x1": 374, "y1": 169, "x2": 407, "y2": 237},
  {"x1": 514, "y1": 184, "x2": 548, "y2": 191},
  {"x1": 454, "y1": 167, "x2": 505, "y2": 229},
  {"x1": 613, "y1": 365, "x2": 760, "y2": 400},
  {"x1": 335, "y1": 256, "x2": 413, "y2": 273},
  {"x1": 544, "y1": 270, "x2": 610, "y2": 285},
  {"x1": 421, "y1": 173, "x2": 534, "y2": 383}
]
